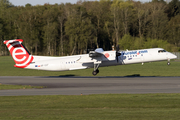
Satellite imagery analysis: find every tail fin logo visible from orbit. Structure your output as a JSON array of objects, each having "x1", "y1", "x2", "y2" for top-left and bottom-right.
[
  {"x1": 12, "y1": 47, "x2": 28, "y2": 63},
  {"x1": 4, "y1": 39, "x2": 34, "y2": 68}
]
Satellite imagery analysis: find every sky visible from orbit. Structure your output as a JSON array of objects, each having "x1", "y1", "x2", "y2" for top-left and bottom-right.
[
  {"x1": 10, "y1": 0, "x2": 98, "y2": 6},
  {"x1": 9, "y1": 0, "x2": 149, "y2": 6}
]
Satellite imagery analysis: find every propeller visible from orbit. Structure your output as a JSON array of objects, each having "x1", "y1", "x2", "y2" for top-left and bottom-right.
[{"x1": 116, "y1": 45, "x2": 121, "y2": 63}]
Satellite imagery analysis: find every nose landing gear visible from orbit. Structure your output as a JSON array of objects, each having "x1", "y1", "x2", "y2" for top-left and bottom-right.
[{"x1": 167, "y1": 59, "x2": 170, "y2": 66}]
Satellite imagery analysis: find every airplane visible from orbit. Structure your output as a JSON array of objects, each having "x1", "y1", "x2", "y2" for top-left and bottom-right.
[{"x1": 4, "y1": 39, "x2": 177, "y2": 75}]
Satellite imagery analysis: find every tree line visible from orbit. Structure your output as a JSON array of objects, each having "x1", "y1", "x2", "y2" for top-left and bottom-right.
[{"x1": 0, "y1": 0, "x2": 180, "y2": 56}]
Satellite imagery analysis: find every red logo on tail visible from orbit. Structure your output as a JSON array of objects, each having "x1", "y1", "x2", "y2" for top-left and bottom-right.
[{"x1": 4, "y1": 39, "x2": 33, "y2": 68}]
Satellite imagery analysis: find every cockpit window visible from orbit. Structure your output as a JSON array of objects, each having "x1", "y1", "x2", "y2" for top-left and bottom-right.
[{"x1": 158, "y1": 50, "x2": 166, "y2": 53}]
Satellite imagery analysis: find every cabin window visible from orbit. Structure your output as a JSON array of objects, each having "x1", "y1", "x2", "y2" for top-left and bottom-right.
[{"x1": 158, "y1": 50, "x2": 166, "y2": 53}]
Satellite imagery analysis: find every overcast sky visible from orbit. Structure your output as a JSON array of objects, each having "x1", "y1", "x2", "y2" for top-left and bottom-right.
[{"x1": 9, "y1": 0, "x2": 150, "y2": 6}]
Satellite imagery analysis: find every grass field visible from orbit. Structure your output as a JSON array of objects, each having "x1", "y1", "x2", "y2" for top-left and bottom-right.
[
  {"x1": 0, "y1": 56, "x2": 180, "y2": 76},
  {"x1": 0, "y1": 94, "x2": 180, "y2": 120}
]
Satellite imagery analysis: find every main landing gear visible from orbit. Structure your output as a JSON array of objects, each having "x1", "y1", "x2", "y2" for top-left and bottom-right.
[{"x1": 92, "y1": 64, "x2": 100, "y2": 76}]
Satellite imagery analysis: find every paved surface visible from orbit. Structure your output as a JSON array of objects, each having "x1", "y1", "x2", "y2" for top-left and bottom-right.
[{"x1": 0, "y1": 76, "x2": 180, "y2": 96}]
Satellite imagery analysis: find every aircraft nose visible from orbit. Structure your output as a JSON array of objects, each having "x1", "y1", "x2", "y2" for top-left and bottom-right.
[{"x1": 168, "y1": 52, "x2": 177, "y2": 59}]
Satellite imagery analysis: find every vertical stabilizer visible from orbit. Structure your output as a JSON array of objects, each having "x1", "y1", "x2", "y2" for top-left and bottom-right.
[{"x1": 4, "y1": 39, "x2": 34, "y2": 68}]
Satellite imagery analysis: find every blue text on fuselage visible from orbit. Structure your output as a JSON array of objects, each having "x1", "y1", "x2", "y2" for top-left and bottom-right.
[{"x1": 123, "y1": 50, "x2": 148, "y2": 55}]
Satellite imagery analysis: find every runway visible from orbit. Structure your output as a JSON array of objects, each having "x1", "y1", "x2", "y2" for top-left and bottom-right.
[{"x1": 0, "y1": 76, "x2": 180, "y2": 96}]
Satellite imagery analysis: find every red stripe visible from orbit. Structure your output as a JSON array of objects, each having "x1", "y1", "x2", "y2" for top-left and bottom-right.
[
  {"x1": 3, "y1": 40, "x2": 9, "y2": 44},
  {"x1": 7, "y1": 44, "x2": 11, "y2": 48}
]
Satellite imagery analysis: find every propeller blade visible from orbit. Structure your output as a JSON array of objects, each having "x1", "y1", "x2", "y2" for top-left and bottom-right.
[
  {"x1": 116, "y1": 45, "x2": 119, "y2": 52},
  {"x1": 116, "y1": 45, "x2": 121, "y2": 63}
]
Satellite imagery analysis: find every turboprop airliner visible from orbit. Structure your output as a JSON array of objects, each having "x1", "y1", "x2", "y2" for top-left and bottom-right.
[{"x1": 4, "y1": 39, "x2": 177, "y2": 75}]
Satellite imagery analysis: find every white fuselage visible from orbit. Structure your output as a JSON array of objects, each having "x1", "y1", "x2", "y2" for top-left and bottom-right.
[
  {"x1": 4, "y1": 39, "x2": 177, "y2": 74},
  {"x1": 26, "y1": 48, "x2": 177, "y2": 71}
]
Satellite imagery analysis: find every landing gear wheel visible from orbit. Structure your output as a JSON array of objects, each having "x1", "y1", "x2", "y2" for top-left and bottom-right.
[
  {"x1": 167, "y1": 62, "x2": 170, "y2": 66},
  {"x1": 92, "y1": 71, "x2": 97, "y2": 76},
  {"x1": 92, "y1": 64, "x2": 100, "y2": 76},
  {"x1": 96, "y1": 69, "x2": 99, "y2": 74},
  {"x1": 92, "y1": 69, "x2": 99, "y2": 76}
]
